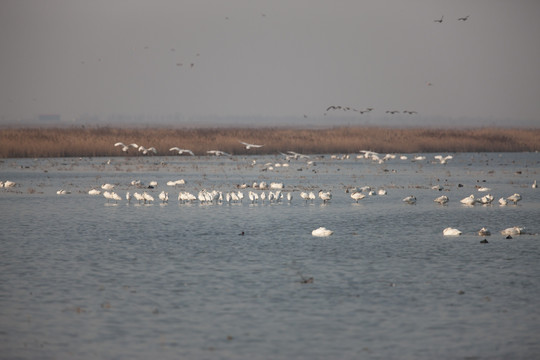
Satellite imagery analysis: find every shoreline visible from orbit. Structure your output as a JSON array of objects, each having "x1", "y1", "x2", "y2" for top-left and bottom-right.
[{"x1": 1, "y1": 126, "x2": 539, "y2": 158}]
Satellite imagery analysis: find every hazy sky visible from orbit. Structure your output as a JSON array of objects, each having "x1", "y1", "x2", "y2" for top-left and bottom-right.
[{"x1": 1, "y1": 0, "x2": 539, "y2": 127}]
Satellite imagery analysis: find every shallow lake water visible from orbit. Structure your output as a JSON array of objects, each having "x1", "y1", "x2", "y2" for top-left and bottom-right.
[{"x1": 1, "y1": 152, "x2": 540, "y2": 359}]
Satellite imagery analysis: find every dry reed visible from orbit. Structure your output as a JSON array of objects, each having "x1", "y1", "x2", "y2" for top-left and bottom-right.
[{"x1": 0, "y1": 126, "x2": 539, "y2": 158}]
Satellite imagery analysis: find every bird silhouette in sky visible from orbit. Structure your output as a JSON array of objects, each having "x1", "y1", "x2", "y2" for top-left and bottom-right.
[
  {"x1": 434, "y1": 15, "x2": 443, "y2": 23},
  {"x1": 458, "y1": 15, "x2": 469, "y2": 21}
]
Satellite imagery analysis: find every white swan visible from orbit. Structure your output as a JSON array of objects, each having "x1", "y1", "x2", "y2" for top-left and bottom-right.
[
  {"x1": 270, "y1": 182, "x2": 284, "y2": 189},
  {"x1": 403, "y1": 195, "x2": 416, "y2": 204},
  {"x1": 101, "y1": 183, "x2": 115, "y2": 190},
  {"x1": 498, "y1": 197, "x2": 508, "y2": 206},
  {"x1": 312, "y1": 227, "x2": 334, "y2": 237},
  {"x1": 239, "y1": 140, "x2": 264, "y2": 149},
  {"x1": 169, "y1": 147, "x2": 195, "y2": 156},
  {"x1": 533, "y1": 180, "x2": 537, "y2": 188},
  {"x1": 300, "y1": 192, "x2": 309, "y2": 202},
  {"x1": 126, "y1": 191, "x2": 131, "y2": 203},
  {"x1": 56, "y1": 189, "x2": 70, "y2": 195},
  {"x1": 477, "y1": 186, "x2": 491, "y2": 192},
  {"x1": 308, "y1": 192, "x2": 316, "y2": 201},
  {"x1": 460, "y1": 194, "x2": 477, "y2": 206},
  {"x1": 3, "y1": 180, "x2": 16, "y2": 188},
  {"x1": 500, "y1": 226, "x2": 524, "y2": 236},
  {"x1": 443, "y1": 227, "x2": 462, "y2": 236},
  {"x1": 287, "y1": 192, "x2": 293, "y2": 202},
  {"x1": 351, "y1": 191, "x2": 366, "y2": 202},
  {"x1": 434, "y1": 195, "x2": 449, "y2": 205},
  {"x1": 377, "y1": 189, "x2": 387, "y2": 195},
  {"x1": 478, "y1": 227, "x2": 491, "y2": 236},
  {"x1": 479, "y1": 194, "x2": 494, "y2": 205},
  {"x1": 88, "y1": 189, "x2": 101, "y2": 195},
  {"x1": 506, "y1": 193, "x2": 521, "y2": 205}
]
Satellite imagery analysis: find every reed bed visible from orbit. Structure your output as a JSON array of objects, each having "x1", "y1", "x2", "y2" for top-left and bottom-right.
[{"x1": 0, "y1": 126, "x2": 539, "y2": 158}]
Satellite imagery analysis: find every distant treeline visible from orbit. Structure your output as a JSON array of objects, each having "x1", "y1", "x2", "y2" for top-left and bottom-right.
[{"x1": 0, "y1": 126, "x2": 539, "y2": 158}]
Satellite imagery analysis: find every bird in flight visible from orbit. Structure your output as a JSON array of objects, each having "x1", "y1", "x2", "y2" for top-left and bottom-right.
[
  {"x1": 434, "y1": 15, "x2": 443, "y2": 23},
  {"x1": 169, "y1": 147, "x2": 195, "y2": 156},
  {"x1": 207, "y1": 150, "x2": 230, "y2": 156},
  {"x1": 458, "y1": 15, "x2": 469, "y2": 21},
  {"x1": 239, "y1": 141, "x2": 264, "y2": 149}
]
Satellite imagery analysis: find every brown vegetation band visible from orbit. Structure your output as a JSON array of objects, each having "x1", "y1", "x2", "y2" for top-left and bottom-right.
[{"x1": 0, "y1": 126, "x2": 539, "y2": 158}]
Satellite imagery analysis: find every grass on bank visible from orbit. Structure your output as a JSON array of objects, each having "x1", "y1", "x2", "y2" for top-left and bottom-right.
[{"x1": 0, "y1": 126, "x2": 539, "y2": 158}]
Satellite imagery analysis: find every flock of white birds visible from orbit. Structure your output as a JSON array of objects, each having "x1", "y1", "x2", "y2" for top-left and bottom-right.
[{"x1": 4, "y1": 147, "x2": 536, "y2": 239}]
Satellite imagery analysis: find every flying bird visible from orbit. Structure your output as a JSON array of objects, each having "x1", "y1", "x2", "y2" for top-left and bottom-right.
[
  {"x1": 239, "y1": 141, "x2": 264, "y2": 149},
  {"x1": 458, "y1": 15, "x2": 469, "y2": 21},
  {"x1": 434, "y1": 15, "x2": 444, "y2": 23},
  {"x1": 169, "y1": 147, "x2": 195, "y2": 156},
  {"x1": 207, "y1": 150, "x2": 230, "y2": 156}
]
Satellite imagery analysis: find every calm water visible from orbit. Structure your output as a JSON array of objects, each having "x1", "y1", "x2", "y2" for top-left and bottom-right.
[{"x1": 1, "y1": 153, "x2": 539, "y2": 360}]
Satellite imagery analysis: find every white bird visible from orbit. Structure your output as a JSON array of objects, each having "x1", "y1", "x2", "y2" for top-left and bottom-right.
[
  {"x1": 287, "y1": 151, "x2": 310, "y2": 159},
  {"x1": 308, "y1": 192, "x2": 316, "y2": 201},
  {"x1": 169, "y1": 147, "x2": 195, "y2": 156},
  {"x1": 88, "y1": 189, "x2": 101, "y2": 195},
  {"x1": 498, "y1": 197, "x2": 508, "y2": 206},
  {"x1": 207, "y1": 150, "x2": 230, "y2": 156},
  {"x1": 434, "y1": 155, "x2": 453, "y2": 164},
  {"x1": 478, "y1": 227, "x2": 491, "y2": 236},
  {"x1": 443, "y1": 227, "x2": 462, "y2": 236},
  {"x1": 239, "y1": 140, "x2": 264, "y2": 149},
  {"x1": 506, "y1": 193, "x2": 521, "y2": 205},
  {"x1": 477, "y1": 187, "x2": 491, "y2": 192},
  {"x1": 149, "y1": 180, "x2": 158, "y2": 188},
  {"x1": 377, "y1": 189, "x2": 387, "y2": 195},
  {"x1": 287, "y1": 192, "x2": 293, "y2": 202},
  {"x1": 142, "y1": 192, "x2": 154, "y2": 203},
  {"x1": 114, "y1": 142, "x2": 131, "y2": 152},
  {"x1": 110, "y1": 192, "x2": 122, "y2": 203},
  {"x1": 56, "y1": 189, "x2": 70, "y2": 195},
  {"x1": 434, "y1": 195, "x2": 449, "y2": 205},
  {"x1": 533, "y1": 180, "x2": 537, "y2": 188},
  {"x1": 270, "y1": 182, "x2": 284, "y2": 189},
  {"x1": 312, "y1": 227, "x2": 334, "y2": 237},
  {"x1": 4, "y1": 180, "x2": 16, "y2": 188},
  {"x1": 126, "y1": 191, "x2": 131, "y2": 203},
  {"x1": 500, "y1": 226, "x2": 524, "y2": 236},
  {"x1": 103, "y1": 191, "x2": 112, "y2": 202},
  {"x1": 480, "y1": 194, "x2": 494, "y2": 205},
  {"x1": 403, "y1": 195, "x2": 416, "y2": 204},
  {"x1": 318, "y1": 190, "x2": 332, "y2": 203},
  {"x1": 139, "y1": 146, "x2": 157, "y2": 155},
  {"x1": 101, "y1": 183, "x2": 115, "y2": 190},
  {"x1": 460, "y1": 194, "x2": 477, "y2": 206},
  {"x1": 351, "y1": 191, "x2": 366, "y2": 202},
  {"x1": 300, "y1": 192, "x2": 309, "y2": 202},
  {"x1": 159, "y1": 191, "x2": 169, "y2": 203},
  {"x1": 413, "y1": 156, "x2": 426, "y2": 161},
  {"x1": 133, "y1": 192, "x2": 144, "y2": 204}
]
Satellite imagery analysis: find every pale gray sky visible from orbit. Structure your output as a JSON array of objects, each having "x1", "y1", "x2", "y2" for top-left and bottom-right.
[{"x1": 1, "y1": 0, "x2": 539, "y2": 127}]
